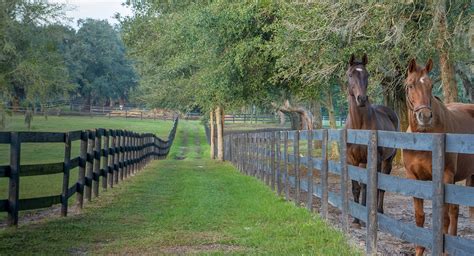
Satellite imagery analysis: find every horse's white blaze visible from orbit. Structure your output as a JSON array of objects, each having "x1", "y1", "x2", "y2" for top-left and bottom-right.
[
  {"x1": 420, "y1": 77, "x2": 426, "y2": 83},
  {"x1": 355, "y1": 68, "x2": 363, "y2": 72}
]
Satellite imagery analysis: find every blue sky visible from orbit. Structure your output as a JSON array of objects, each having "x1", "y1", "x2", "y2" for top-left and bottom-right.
[{"x1": 49, "y1": 0, "x2": 133, "y2": 27}]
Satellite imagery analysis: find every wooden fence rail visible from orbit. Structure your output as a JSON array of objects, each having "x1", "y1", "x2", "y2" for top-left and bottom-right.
[
  {"x1": 0, "y1": 118, "x2": 178, "y2": 226},
  {"x1": 224, "y1": 129, "x2": 474, "y2": 255}
]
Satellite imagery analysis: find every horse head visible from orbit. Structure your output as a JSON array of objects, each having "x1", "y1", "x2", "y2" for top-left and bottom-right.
[
  {"x1": 405, "y1": 58, "x2": 434, "y2": 128},
  {"x1": 347, "y1": 53, "x2": 369, "y2": 107}
]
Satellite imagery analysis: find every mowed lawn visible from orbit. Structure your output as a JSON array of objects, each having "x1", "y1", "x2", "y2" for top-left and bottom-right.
[
  {"x1": 0, "y1": 120, "x2": 360, "y2": 255},
  {"x1": 0, "y1": 115, "x2": 174, "y2": 214}
]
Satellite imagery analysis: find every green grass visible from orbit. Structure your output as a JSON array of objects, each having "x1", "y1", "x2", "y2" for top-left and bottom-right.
[
  {"x1": 0, "y1": 120, "x2": 359, "y2": 255},
  {"x1": 0, "y1": 115, "x2": 174, "y2": 209}
]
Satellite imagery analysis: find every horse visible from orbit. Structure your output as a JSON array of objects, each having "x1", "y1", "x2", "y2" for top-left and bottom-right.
[
  {"x1": 345, "y1": 53, "x2": 400, "y2": 227},
  {"x1": 402, "y1": 58, "x2": 474, "y2": 255}
]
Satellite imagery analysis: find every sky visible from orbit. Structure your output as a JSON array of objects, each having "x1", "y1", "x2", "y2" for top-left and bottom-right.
[{"x1": 49, "y1": 0, "x2": 133, "y2": 28}]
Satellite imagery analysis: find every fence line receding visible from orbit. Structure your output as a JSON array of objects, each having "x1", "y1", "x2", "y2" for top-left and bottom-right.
[
  {"x1": 224, "y1": 129, "x2": 474, "y2": 255},
  {"x1": 0, "y1": 118, "x2": 178, "y2": 226}
]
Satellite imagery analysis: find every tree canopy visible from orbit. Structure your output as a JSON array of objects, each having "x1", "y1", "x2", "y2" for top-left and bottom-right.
[
  {"x1": 122, "y1": 0, "x2": 472, "y2": 129},
  {"x1": 0, "y1": 1, "x2": 138, "y2": 114}
]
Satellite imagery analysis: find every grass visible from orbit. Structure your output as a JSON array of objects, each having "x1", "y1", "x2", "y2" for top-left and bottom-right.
[
  {"x1": 0, "y1": 120, "x2": 360, "y2": 255},
  {"x1": 0, "y1": 115, "x2": 174, "y2": 210}
]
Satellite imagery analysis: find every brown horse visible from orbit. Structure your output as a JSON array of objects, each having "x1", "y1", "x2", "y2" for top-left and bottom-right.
[
  {"x1": 403, "y1": 58, "x2": 474, "y2": 255},
  {"x1": 345, "y1": 54, "x2": 400, "y2": 227}
]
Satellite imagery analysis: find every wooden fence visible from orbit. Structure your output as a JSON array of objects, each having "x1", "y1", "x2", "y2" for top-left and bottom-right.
[
  {"x1": 0, "y1": 118, "x2": 178, "y2": 226},
  {"x1": 4, "y1": 105, "x2": 176, "y2": 120},
  {"x1": 224, "y1": 129, "x2": 474, "y2": 255}
]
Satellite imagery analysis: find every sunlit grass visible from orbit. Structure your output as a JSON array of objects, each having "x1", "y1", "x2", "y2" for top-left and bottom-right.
[{"x1": 0, "y1": 120, "x2": 360, "y2": 255}]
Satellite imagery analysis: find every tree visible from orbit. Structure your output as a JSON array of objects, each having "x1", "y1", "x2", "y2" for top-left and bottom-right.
[
  {"x1": 66, "y1": 19, "x2": 138, "y2": 109},
  {"x1": 123, "y1": 1, "x2": 278, "y2": 160},
  {"x1": 0, "y1": 0, "x2": 70, "y2": 112}
]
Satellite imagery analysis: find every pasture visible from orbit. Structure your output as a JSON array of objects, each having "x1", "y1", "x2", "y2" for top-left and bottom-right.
[
  {"x1": 0, "y1": 121, "x2": 359, "y2": 255},
  {"x1": 0, "y1": 116, "x2": 173, "y2": 220}
]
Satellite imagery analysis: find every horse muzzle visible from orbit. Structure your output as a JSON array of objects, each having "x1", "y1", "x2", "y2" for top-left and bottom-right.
[
  {"x1": 356, "y1": 95, "x2": 368, "y2": 107},
  {"x1": 415, "y1": 108, "x2": 432, "y2": 127}
]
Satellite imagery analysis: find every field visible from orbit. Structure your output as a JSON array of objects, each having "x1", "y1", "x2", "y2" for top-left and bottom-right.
[
  {"x1": 0, "y1": 119, "x2": 359, "y2": 255},
  {"x1": 0, "y1": 115, "x2": 173, "y2": 216}
]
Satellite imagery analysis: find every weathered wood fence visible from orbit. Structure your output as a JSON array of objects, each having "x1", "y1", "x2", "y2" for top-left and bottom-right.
[
  {"x1": 0, "y1": 118, "x2": 178, "y2": 226},
  {"x1": 224, "y1": 129, "x2": 474, "y2": 255}
]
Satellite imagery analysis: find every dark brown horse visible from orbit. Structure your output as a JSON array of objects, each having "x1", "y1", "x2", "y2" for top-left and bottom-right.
[
  {"x1": 403, "y1": 58, "x2": 474, "y2": 255},
  {"x1": 345, "y1": 54, "x2": 400, "y2": 227}
]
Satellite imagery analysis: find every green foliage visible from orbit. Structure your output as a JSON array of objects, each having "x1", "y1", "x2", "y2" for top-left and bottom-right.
[
  {"x1": 123, "y1": 1, "x2": 472, "y2": 116},
  {"x1": 0, "y1": 2, "x2": 138, "y2": 110},
  {"x1": 65, "y1": 19, "x2": 138, "y2": 105},
  {"x1": 122, "y1": 1, "x2": 278, "y2": 113},
  {"x1": 0, "y1": 1, "x2": 72, "y2": 107}
]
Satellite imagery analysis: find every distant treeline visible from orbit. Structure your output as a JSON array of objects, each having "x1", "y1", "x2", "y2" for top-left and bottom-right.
[{"x1": 0, "y1": 1, "x2": 138, "y2": 114}]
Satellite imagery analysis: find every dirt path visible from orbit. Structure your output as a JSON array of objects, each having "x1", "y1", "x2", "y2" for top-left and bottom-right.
[
  {"x1": 286, "y1": 166, "x2": 474, "y2": 255},
  {"x1": 175, "y1": 127, "x2": 188, "y2": 160}
]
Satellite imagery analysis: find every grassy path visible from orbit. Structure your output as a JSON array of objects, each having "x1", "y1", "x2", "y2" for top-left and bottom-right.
[{"x1": 0, "y1": 121, "x2": 359, "y2": 255}]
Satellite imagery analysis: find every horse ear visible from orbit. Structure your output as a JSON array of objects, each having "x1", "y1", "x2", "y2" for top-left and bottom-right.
[
  {"x1": 408, "y1": 58, "x2": 417, "y2": 73},
  {"x1": 425, "y1": 58, "x2": 433, "y2": 73},
  {"x1": 362, "y1": 53, "x2": 368, "y2": 65},
  {"x1": 349, "y1": 54, "x2": 355, "y2": 66}
]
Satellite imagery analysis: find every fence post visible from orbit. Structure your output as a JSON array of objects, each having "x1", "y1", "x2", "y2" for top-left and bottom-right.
[
  {"x1": 339, "y1": 129, "x2": 349, "y2": 232},
  {"x1": 366, "y1": 130, "x2": 378, "y2": 255},
  {"x1": 61, "y1": 132, "x2": 72, "y2": 216},
  {"x1": 114, "y1": 130, "x2": 119, "y2": 185},
  {"x1": 320, "y1": 129, "x2": 329, "y2": 219},
  {"x1": 432, "y1": 133, "x2": 446, "y2": 256},
  {"x1": 284, "y1": 131, "x2": 289, "y2": 201},
  {"x1": 276, "y1": 131, "x2": 282, "y2": 195},
  {"x1": 307, "y1": 130, "x2": 313, "y2": 211},
  {"x1": 102, "y1": 130, "x2": 109, "y2": 190},
  {"x1": 8, "y1": 132, "x2": 20, "y2": 226},
  {"x1": 240, "y1": 135, "x2": 244, "y2": 173},
  {"x1": 247, "y1": 134, "x2": 251, "y2": 174},
  {"x1": 92, "y1": 129, "x2": 101, "y2": 197},
  {"x1": 77, "y1": 131, "x2": 87, "y2": 208},
  {"x1": 271, "y1": 132, "x2": 276, "y2": 191},
  {"x1": 264, "y1": 133, "x2": 270, "y2": 186},
  {"x1": 124, "y1": 132, "x2": 129, "y2": 178},
  {"x1": 119, "y1": 131, "x2": 124, "y2": 181},
  {"x1": 85, "y1": 131, "x2": 94, "y2": 201},
  {"x1": 294, "y1": 131, "x2": 300, "y2": 204},
  {"x1": 254, "y1": 133, "x2": 259, "y2": 177}
]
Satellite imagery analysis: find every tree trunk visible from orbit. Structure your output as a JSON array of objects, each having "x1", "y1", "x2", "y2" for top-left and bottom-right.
[
  {"x1": 326, "y1": 91, "x2": 337, "y2": 129},
  {"x1": 210, "y1": 110, "x2": 215, "y2": 159},
  {"x1": 41, "y1": 103, "x2": 48, "y2": 120},
  {"x1": 456, "y1": 64, "x2": 473, "y2": 103},
  {"x1": 323, "y1": 90, "x2": 338, "y2": 158},
  {"x1": 12, "y1": 96, "x2": 20, "y2": 112},
  {"x1": 216, "y1": 106, "x2": 224, "y2": 161},
  {"x1": 83, "y1": 95, "x2": 91, "y2": 111},
  {"x1": 278, "y1": 110, "x2": 286, "y2": 126},
  {"x1": 311, "y1": 101, "x2": 322, "y2": 129},
  {"x1": 436, "y1": 0, "x2": 458, "y2": 103},
  {"x1": 273, "y1": 100, "x2": 313, "y2": 130}
]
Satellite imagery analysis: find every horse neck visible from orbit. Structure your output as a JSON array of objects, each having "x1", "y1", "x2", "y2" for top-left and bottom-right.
[
  {"x1": 347, "y1": 96, "x2": 373, "y2": 130},
  {"x1": 408, "y1": 97, "x2": 448, "y2": 132}
]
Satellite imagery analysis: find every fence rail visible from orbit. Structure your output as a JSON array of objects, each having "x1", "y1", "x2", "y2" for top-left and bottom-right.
[
  {"x1": 224, "y1": 129, "x2": 474, "y2": 255},
  {"x1": 0, "y1": 118, "x2": 178, "y2": 226},
  {"x1": 3, "y1": 105, "x2": 177, "y2": 120}
]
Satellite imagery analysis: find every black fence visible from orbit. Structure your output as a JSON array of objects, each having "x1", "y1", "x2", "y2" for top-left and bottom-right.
[{"x1": 0, "y1": 118, "x2": 178, "y2": 226}]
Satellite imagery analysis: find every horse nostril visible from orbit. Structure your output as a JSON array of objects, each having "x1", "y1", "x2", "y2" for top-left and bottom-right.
[{"x1": 357, "y1": 95, "x2": 367, "y2": 103}]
